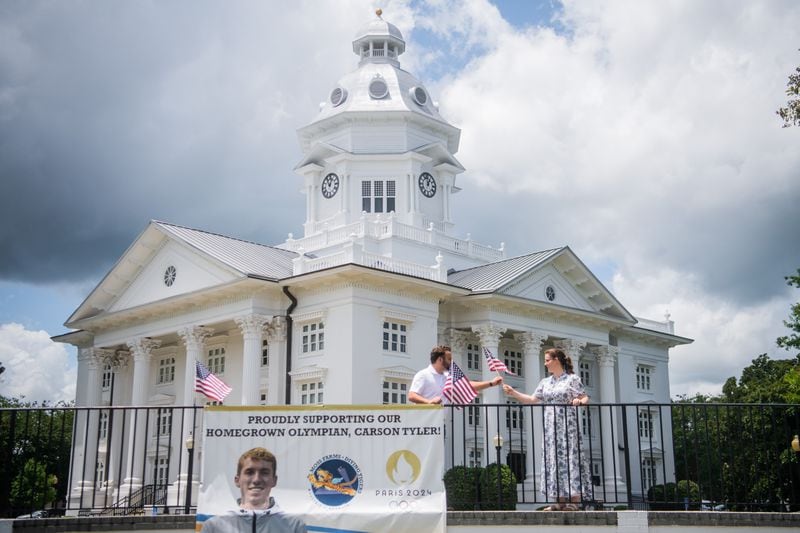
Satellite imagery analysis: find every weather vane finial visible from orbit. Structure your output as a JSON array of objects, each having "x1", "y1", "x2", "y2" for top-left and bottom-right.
[{"x1": 376, "y1": 8, "x2": 383, "y2": 18}]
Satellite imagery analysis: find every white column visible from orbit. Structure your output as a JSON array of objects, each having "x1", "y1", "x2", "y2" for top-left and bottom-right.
[
  {"x1": 447, "y1": 328, "x2": 471, "y2": 368},
  {"x1": 236, "y1": 314, "x2": 270, "y2": 406},
  {"x1": 514, "y1": 332, "x2": 547, "y2": 494},
  {"x1": 171, "y1": 326, "x2": 213, "y2": 506},
  {"x1": 103, "y1": 350, "x2": 129, "y2": 496},
  {"x1": 119, "y1": 337, "x2": 160, "y2": 495},
  {"x1": 265, "y1": 317, "x2": 288, "y2": 405},
  {"x1": 556, "y1": 338, "x2": 587, "y2": 370},
  {"x1": 473, "y1": 323, "x2": 506, "y2": 463},
  {"x1": 69, "y1": 347, "x2": 106, "y2": 508},
  {"x1": 597, "y1": 345, "x2": 626, "y2": 499}
]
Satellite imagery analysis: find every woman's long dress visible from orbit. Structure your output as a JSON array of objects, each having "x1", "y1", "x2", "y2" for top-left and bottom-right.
[{"x1": 533, "y1": 373, "x2": 593, "y2": 501}]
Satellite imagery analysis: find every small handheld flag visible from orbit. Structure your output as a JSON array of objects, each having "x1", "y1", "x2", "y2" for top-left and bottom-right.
[
  {"x1": 442, "y1": 362, "x2": 478, "y2": 405},
  {"x1": 195, "y1": 360, "x2": 232, "y2": 402},
  {"x1": 484, "y1": 347, "x2": 516, "y2": 375}
]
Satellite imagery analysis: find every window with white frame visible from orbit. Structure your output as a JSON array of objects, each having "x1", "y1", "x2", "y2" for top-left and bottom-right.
[
  {"x1": 580, "y1": 361, "x2": 592, "y2": 387},
  {"x1": 468, "y1": 447, "x2": 483, "y2": 468},
  {"x1": 207, "y1": 346, "x2": 226, "y2": 374},
  {"x1": 382, "y1": 379, "x2": 409, "y2": 404},
  {"x1": 639, "y1": 410, "x2": 655, "y2": 439},
  {"x1": 156, "y1": 456, "x2": 170, "y2": 486},
  {"x1": 503, "y1": 349, "x2": 523, "y2": 377},
  {"x1": 101, "y1": 364, "x2": 112, "y2": 390},
  {"x1": 261, "y1": 340, "x2": 269, "y2": 367},
  {"x1": 157, "y1": 408, "x2": 172, "y2": 437},
  {"x1": 581, "y1": 408, "x2": 592, "y2": 437},
  {"x1": 206, "y1": 399, "x2": 223, "y2": 406},
  {"x1": 157, "y1": 356, "x2": 175, "y2": 384},
  {"x1": 95, "y1": 460, "x2": 105, "y2": 488},
  {"x1": 259, "y1": 391, "x2": 268, "y2": 406},
  {"x1": 592, "y1": 461, "x2": 601, "y2": 486},
  {"x1": 382, "y1": 321, "x2": 407, "y2": 353},
  {"x1": 505, "y1": 400, "x2": 522, "y2": 430},
  {"x1": 302, "y1": 322, "x2": 324, "y2": 354},
  {"x1": 641, "y1": 457, "x2": 658, "y2": 491},
  {"x1": 466, "y1": 343, "x2": 481, "y2": 371},
  {"x1": 468, "y1": 398, "x2": 482, "y2": 426},
  {"x1": 362, "y1": 179, "x2": 396, "y2": 213},
  {"x1": 99, "y1": 411, "x2": 109, "y2": 440},
  {"x1": 636, "y1": 364, "x2": 652, "y2": 391},
  {"x1": 300, "y1": 381, "x2": 324, "y2": 405}
]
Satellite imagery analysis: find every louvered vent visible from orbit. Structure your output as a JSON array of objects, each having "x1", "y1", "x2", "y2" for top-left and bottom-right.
[
  {"x1": 411, "y1": 86, "x2": 427, "y2": 106},
  {"x1": 330, "y1": 87, "x2": 348, "y2": 107}
]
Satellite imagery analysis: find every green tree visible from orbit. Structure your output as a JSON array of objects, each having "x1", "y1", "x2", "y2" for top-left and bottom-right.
[
  {"x1": 10, "y1": 458, "x2": 57, "y2": 510},
  {"x1": 0, "y1": 396, "x2": 74, "y2": 517},
  {"x1": 777, "y1": 53, "x2": 800, "y2": 127},
  {"x1": 777, "y1": 269, "x2": 800, "y2": 352}
]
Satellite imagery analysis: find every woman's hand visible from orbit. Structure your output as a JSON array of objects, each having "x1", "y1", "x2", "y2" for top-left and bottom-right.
[{"x1": 502, "y1": 384, "x2": 515, "y2": 395}]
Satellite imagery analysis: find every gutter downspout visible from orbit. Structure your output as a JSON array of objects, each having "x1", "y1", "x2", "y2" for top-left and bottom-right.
[{"x1": 282, "y1": 286, "x2": 298, "y2": 405}]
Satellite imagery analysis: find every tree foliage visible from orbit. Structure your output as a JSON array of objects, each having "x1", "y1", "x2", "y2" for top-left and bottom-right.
[
  {"x1": 777, "y1": 269, "x2": 800, "y2": 352},
  {"x1": 0, "y1": 395, "x2": 74, "y2": 517},
  {"x1": 777, "y1": 53, "x2": 800, "y2": 127}
]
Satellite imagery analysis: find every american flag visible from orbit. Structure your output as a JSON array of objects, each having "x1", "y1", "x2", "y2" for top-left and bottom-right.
[
  {"x1": 442, "y1": 362, "x2": 477, "y2": 405},
  {"x1": 195, "y1": 360, "x2": 232, "y2": 402},
  {"x1": 484, "y1": 347, "x2": 516, "y2": 375}
]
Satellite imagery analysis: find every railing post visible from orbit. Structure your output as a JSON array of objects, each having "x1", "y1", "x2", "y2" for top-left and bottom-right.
[{"x1": 621, "y1": 404, "x2": 634, "y2": 509}]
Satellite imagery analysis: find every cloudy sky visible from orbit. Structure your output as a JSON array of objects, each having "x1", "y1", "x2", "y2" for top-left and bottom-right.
[{"x1": 1, "y1": 0, "x2": 798, "y2": 403}]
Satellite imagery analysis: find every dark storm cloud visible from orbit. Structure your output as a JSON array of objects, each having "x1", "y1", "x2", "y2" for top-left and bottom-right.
[{"x1": 0, "y1": 1, "x2": 365, "y2": 283}]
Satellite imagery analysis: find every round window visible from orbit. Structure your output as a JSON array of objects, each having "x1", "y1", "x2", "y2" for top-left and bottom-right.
[
  {"x1": 368, "y1": 77, "x2": 389, "y2": 99},
  {"x1": 545, "y1": 285, "x2": 556, "y2": 302},
  {"x1": 164, "y1": 265, "x2": 177, "y2": 287}
]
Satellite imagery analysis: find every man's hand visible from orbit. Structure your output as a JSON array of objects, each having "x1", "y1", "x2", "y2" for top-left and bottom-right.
[{"x1": 491, "y1": 376, "x2": 503, "y2": 387}]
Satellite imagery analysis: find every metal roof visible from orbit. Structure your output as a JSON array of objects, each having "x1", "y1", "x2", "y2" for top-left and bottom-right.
[
  {"x1": 447, "y1": 247, "x2": 566, "y2": 292},
  {"x1": 155, "y1": 221, "x2": 297, "y2": 280}
]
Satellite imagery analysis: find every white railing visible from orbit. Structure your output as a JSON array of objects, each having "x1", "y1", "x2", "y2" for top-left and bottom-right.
[
  {"x1": 283, "y1": 216, "x2": 505, "y2": 262},
  {"x1": 635, "y1": 317, "x2": 675, "y2": 334}
]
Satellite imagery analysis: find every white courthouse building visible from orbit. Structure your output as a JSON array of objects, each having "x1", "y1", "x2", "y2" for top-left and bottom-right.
[{"x1": 55, "y1": 13, "x2": 691, "y2": 510}]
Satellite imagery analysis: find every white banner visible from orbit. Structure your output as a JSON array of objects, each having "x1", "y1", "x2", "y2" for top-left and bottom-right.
[{"x1": 197, "y1": 405, "x2": 446, "y2": 533}]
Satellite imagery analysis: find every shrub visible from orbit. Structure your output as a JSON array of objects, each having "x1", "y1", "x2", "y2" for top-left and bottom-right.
[
  {"x1": 443, "y1": 466, "x2": 482, "y2": 510},
  {"x1": 647, "y1": 480, "x2": 700, "y2": 510},
  {"x1": 480, "y1": 463, "x2": 517, "y2": 510}
]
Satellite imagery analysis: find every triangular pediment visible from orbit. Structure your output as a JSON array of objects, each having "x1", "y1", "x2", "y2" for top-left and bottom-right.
[
  {"x1": 499, "y1": 248, "x2": 633, "y2": 320},
  {"x1": 67, "y1": 222, "x2": 243, "y2": 325},
  {"x1": 449, "y1": 247, "x2": 633, "y2": 322},
  {"x1": 107, "y1": 238, "x2": 240, "y2": 313}
]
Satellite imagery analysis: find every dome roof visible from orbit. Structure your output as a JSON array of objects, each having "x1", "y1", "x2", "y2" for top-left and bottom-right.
[
  {"x1": 354, "y1": 13, "x2": 404, "y2": 42},
  {"x1": 352, "y1": 11, "x2": 405, "y2": 56}
]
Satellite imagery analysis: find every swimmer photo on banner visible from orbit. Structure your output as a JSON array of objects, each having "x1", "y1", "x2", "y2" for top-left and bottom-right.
[{"x1": 197, "y1": 405, "x2": 446, "y2": 533}]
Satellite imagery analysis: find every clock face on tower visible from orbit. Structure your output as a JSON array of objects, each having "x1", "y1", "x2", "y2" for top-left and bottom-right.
[
  {"x1": 418, "y1": 172, "x2": 436, "y2": 198},
  {"x1": 321, "y1": 173, "x2": 340, "y2": 199}
]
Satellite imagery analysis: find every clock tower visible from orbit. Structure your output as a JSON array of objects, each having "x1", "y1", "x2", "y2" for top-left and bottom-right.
[{"x1": 281, "y1": 11, "x2": 504, "y2": 272}]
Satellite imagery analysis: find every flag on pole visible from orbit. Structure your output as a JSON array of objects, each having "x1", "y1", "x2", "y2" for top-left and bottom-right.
[
  {"x1": 484, "y1": 347, "x2": 516, "y2": 375},
  {"x1": 195, "y1": 360, "x2": 232, "y2": 402},
  {"x1": 442, "y1": 362, "x2": 477, "y2": 405}
]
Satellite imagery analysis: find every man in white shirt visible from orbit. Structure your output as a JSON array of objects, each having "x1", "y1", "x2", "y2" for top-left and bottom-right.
[{"x1": 408, "y1": 345, "x2": 502, "y2": 404}]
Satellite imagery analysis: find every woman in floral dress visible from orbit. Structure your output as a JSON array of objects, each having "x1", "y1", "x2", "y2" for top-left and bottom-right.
[{"x1": 503, "y1": 348, "x2": 592, "y2": 510}]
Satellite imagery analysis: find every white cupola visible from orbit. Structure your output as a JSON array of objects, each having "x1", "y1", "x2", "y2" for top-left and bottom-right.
[{"x1": 281, "y1": 11, "x2": 504, "y2": 273}]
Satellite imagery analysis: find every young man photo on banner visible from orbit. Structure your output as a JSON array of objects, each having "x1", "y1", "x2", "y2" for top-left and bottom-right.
[{"x1": 201, "y1": 447, "x2": 307, "y2": 532}]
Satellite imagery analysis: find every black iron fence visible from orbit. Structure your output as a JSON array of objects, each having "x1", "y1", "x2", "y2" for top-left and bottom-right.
[{"x1": 1, "y1": 403, "x2": 799, "y2": 517}]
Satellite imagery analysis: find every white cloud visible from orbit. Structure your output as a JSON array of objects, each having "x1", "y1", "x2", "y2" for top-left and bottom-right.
[
  {"x1": 424, "y1": 0, "x2": 800, "y2": 396},
  {"x1": 0, "y1": 323, "x2": 76, "y2": 404},
  {"x1": 611, "y1": 268, "x2": 794, "y2": 397}
]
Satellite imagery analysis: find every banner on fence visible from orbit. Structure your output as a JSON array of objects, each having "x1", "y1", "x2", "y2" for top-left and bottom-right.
[{"x1": 197, "y1": 405, "x2": 445, "y2": 532}]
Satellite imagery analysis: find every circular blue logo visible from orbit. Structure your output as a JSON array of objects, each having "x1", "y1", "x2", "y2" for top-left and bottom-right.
[{"x1": 307, "y1": 454, "x2": 363, "y2": 507}]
